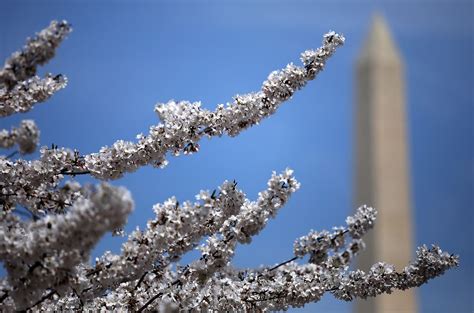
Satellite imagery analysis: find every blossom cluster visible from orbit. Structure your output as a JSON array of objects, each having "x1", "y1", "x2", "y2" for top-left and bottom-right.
[
  {"x1": 0, "y1": 184, "x2": 133, "y2": 310},
  {"x1": 0, "y1": 21, "x2": 458, "y2": 312},
  {"x1": 0, "y1": 20, "x2": 71, "y2": 89},
  {"x1": 237, "y1": 245, "x2": 457, "y2": 311},
  {"x1": 293, "y1": 205, "x2": 375, "y2": 266},
  {"x1": 331, "y1": 245, "x2": 459, "y2": 301},
  {"x1": 79, "y1": 179, "x2": 246, "y2": 300},
  {"x1": 0, "y1": 148, "x2": 83, "y2": 214},
  {"x1": 83, "y1": 31, "x2": 344, "y2": 180},
  {"x1": 0, "y1": 74, "x2": 68, "y2": 117},
  {"x1": 0, "y1": 119, "x2": 39, "y2": 154},
  {"x1": 0, "y1": 20, "x2": 70, "y2": 117}
]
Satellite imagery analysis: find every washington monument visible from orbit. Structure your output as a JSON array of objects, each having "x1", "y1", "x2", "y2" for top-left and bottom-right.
[{"x1": 354, "y1": 15, "x2": 418, "y2": 313}]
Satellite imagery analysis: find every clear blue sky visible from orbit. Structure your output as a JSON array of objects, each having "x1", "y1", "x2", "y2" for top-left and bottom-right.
[{"x1": 1, "y1": 1, "x2": 472, "y2": 312}]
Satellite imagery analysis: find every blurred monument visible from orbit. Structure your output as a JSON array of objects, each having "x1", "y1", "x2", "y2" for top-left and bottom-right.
[{"x1": 354, "y1": 14, "x2": 418, "y2": 313}]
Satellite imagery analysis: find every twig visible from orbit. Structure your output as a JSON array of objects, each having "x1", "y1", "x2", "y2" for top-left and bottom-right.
[
  {"x1": 134, "y1": 271, "x2": 149, "y2": 291},
  {"x1": 2, "y1": 191, "x2": 71, "y2": 217},
  {"x1": 257, "y1": 229, "x2": 350, "y2": 278},
  {"x1": 24, "y1": 289, "x2": 56, "y2": 311},
  {"x1": 60, "y1": 169, "x2": 91, "y2": 176},
  {"x1": 71, "y1": 287, "x2": 84, "y2": 308},
  {"x1": 268, "y1": 256, "x2": 298, "y2": 272},
  {"x1": 28, "y1": 261, "x2": 44, "y2": 274},
  {"x1": 137, "y1": 280, "x2": 181, "y2": 312},
  {"x1": 137, "y1": 292, "x2": 163, "y2": 313},
  {"x1": 5, "y1": 150, "x2": 18, "y2": 159}
]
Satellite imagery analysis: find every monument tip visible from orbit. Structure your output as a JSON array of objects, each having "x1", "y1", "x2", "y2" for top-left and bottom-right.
[{"x1": 357, "y1": 13, "x2": 402, "y2": 65}]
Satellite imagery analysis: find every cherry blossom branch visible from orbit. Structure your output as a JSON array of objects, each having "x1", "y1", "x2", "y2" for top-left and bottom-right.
[
  {"x1": 0, "y1": 74, "x2": 68, "y2": 117},
  {"x1": 191, "y1": 169, "x2": 300, "y2": 279},
  {"x1": 260, "y1": 228, "x2": 351, "y2": 277},
  {"x1": 81, "y1": 170, "x2": 296, "y2": 304},
  {"x1": 293, "y1": 206, "x2": 376, "y2": 263},
  {"x1": 0, "y1": 180, "x2": 83, "y2": 214},
  {"x1": 0, "y1": 31, "x2": 344, "y2": 204},
  {"x1": 84, "y1": 31, "x2": 344, "y2": 180},
  {"x1": 136, "y1": 169, "x2": 300, "y2": 310},
  {"x1": 27, "y1": 203, "x2": 458, "y2": 312},
  {"x1": 0, "y1": 20, "x2": 71, "y2": 90},
  {"x1": 79, "y1": 179, "x2": 245, "y2": 299},
  {"x1": 128, "y1": 241, "x2": 458, "y2": 312},
  {"x1": 1, "y1": 191, "x2": 73, "y2": 210},
  {"x1": 0, "y1": 20, "x2": 70, "y2": 117},
  {"x1": 238, "y1": 245, "x2": 458, "y2": 311},
  {"x1": 331, "y1": 245, "x2": 459, "y2": 301}
]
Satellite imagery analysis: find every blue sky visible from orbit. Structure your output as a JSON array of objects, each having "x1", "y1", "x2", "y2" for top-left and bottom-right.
[{"x1": 1, "y1": 0, "x2": 472, "y2": 312}]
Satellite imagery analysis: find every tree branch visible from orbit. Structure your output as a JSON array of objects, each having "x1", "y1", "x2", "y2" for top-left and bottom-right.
[
  {"x1": 5, "y1": 150, "x2": 18, "y2": 159},
  {"x1": 24, "y1": 289, "x2": 56, "y2": 311}
]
